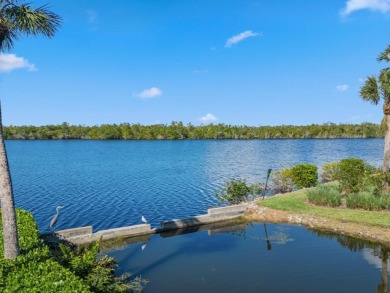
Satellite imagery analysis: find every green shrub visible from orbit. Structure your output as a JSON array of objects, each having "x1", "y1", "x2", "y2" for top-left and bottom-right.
[
  {"x1": 3, "y1": 259, "x2": 91, "y2": 292},
  {"x1": 290, "y1": 163, "x2": 318, "y2": 188},
  {"x1": 346, "y1": 192, "x2": 390, "y2": 211},
  {"x1": 363, "y1": 168, "x2": 390, "y2": 196},
  {"x1": 56, "y1": 241, "x2": 143, "y2": 293},
  {"x1": 337, "y1": 158, "x2": 365, "y2": 194},
  {"x1": 0, "y1": 209, "x2": 144, "y2": 293},
  {"x1": 216, "y1": 179, "x2": 250, "y2": 204},
  {"x1": 272, "y1": 168, "x2": 295, "y2": 193},
  {"x1": 0, "y1": 209, "x2": 41, "y2": 256},
  {"x1": 248, "y1": 182, "x2": 266, "y2": 198},
  {"x1": 0, "y1": 210, "x2": 91, "y2": 292},
  {"x1": 321, "y1": 162, "x2": 340, "y2": 183},
  {"x1": 306, "y1": 185, "x2": 341, "y2": 207}
]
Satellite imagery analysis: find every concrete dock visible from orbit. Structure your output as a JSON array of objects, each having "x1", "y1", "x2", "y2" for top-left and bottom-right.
[{"x1": 53, "y1": 204, "x2": 246, "y2": 245}]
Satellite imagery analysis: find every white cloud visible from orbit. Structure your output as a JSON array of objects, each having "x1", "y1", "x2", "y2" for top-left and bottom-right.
[
  {"x1": 225, "y1": 30, "x2": 261, "y2": 48},
  {"x1": 341, "y1": 0, "x2": 390, "y2": 16},
  {"x1": 199, "y1": 113, "x2": 218, "y2": 124},
  {"x1": 358, "y1": 77, "x2": 367, "y2": 82},
  {"x1": 0, "y1": 54, "x2": 36, "y2": 72},
  {"x1": 336, "y1": 84, "x2": 349, "y2": 91},
  {"x1": 136, "y1": 87, "x2": 162, "y2": 99}
]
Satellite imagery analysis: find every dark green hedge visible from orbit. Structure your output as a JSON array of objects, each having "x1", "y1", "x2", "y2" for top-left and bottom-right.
[{"x1": 0, "y1": 209, "x2": 90, "y2": 292}]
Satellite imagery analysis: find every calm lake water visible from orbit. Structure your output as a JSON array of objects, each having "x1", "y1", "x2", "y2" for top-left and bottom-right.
[
  {"x1": 105, "y1": 222, "x2": 390, "y2": 293},
  {"x1": 5, "y1": 139, "x2": 383, "y2": 232}
]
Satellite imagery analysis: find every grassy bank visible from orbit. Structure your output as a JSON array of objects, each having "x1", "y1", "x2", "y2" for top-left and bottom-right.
[{"x1": 257, "y1": 189, "x2": 390, "y2": 228}]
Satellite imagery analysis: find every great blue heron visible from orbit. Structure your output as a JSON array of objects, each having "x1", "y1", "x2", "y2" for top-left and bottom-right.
[
  {"x1": 50, "y1": 206, "x2": 64, "y2": 228},
  {"x1": 141, "y1": 216, "x2": 147, "y2": 223}
]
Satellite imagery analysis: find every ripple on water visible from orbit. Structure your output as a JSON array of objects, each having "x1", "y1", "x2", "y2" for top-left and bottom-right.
[{"x1": 5, "y1": 139, "x2": 383, "y2": 232}]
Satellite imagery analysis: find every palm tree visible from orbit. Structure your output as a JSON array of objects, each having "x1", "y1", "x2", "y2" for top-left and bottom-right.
[
  {"x1": 0, "y1": 0, "x2": 61, "y2": 259},
  {"x1": 360, "y1": 45, "x2": 390, "y2": 173}
]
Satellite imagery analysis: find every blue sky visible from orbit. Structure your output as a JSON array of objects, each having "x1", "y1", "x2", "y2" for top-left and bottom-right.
[{"x1": 1, "y1": 0, "x2": 390, "y2": 126}]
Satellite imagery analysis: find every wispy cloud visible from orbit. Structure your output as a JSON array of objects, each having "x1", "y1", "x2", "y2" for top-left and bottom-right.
[
  {"x1": 199, "y1": 113, "x2": 218, "y2": 124},
  {"x1": 340, "y1": 0, "x2": 390, "y2": 16},
  {"x1": 0, "y1": 54, "x2": 36, "y2": 72},
  {"x1": 358, "y1": 77, "x2": 367, "y2": 82},
  {"x1": 135, "y1": 87, "x2": 162, "y2": 99},
  {"x1": 336, "y1": 84, "x2": 349, "y2": 91},
  {"x1": 225, "y1": 30, "x2": 260, "y2": 48}
]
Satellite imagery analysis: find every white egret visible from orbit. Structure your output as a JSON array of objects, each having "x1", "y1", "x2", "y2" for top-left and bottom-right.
[{"x1": 141, "y1": 216, "x2": 147, "y2": 223}]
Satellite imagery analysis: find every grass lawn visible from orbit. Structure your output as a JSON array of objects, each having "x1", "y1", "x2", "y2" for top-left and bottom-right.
[{"x1": 257, "y1": 189, "x2": 390, "y2": 228}]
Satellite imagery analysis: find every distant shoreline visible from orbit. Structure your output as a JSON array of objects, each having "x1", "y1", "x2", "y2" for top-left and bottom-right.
[{"x1": 3, "y1": 122, "x2": 383, "y2": 140}]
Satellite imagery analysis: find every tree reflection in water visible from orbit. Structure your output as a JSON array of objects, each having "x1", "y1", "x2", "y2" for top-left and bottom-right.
[{"x1": 309, "y1": 229, "x2": 389, "y2": 293}]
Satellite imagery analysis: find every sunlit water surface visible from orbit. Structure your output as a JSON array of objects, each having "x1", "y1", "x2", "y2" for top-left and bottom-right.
[{"x1": 5, "y1": 139, "x2": 383, "y2": 232}]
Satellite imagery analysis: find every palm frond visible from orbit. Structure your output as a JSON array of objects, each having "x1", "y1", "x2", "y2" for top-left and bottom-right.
[
  {"x1": 360, "y1": 75, "x2": 380, "y2": 105},
  {"x1": 4, "y1": 4, "x2": 61, "y2": 38},
  {"x1": 0, "y1": 18, "x2": 18, "y2": 51},
  {"x1": 378, "y1": 44, "x2": 390, "y2": 62}
]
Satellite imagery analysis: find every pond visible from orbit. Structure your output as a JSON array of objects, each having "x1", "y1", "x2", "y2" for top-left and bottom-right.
[
  {"x1": 5, "y1": 139, "x2": 383, "y2": 232},
  {"x1": 105, "y1": 221, "x2": 390, "y2": 293}
]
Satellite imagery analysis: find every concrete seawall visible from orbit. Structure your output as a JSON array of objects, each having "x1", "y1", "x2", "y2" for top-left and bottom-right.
[{"x1": 53, "y1": 205, "x2": 246, "y2": 245}]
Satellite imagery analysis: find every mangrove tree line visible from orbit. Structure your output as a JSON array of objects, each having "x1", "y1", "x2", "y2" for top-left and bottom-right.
[{"x1": 2, "y1": 122, "x2": 383, "y2": 140}]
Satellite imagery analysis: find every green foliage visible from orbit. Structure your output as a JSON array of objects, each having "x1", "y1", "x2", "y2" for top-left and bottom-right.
[
  {"x1": 0, "y1": 1, "x2": 62, "y2": 52},
  {"x1": 0, "y1": 209, "x2": 41, "y2": 256},
  {"x1": 289, "y1": 164, "x2": 318, "y2": 188},
  {"x1": 346, "y1": 192, "x2": 390, "y2": 211},
  {"x1": 248, "y1": 182, "x2": 266, "y2": 198},
  {"x1": 216, "y1": 179, "x2": 250, "y2": 204},
  {"x1": 337, "y1": 158, "x2": 366, "y2": 194},
  {"x1": 360, "y1": 45, "x2": 390, "y2": 105},
  {"x1": 306, "y1": 185, "x2": 341, "y2": 207},
  {"x1": 321, "y1": 162, "x2": 340, "y2": 183},
  {"x1": 56, "y1": 241, "x2": 143, "y2": 293},
  {"x1": 0, "y1": 209, "x2": 144, "y2": 292},
  {"x1": 2, "y1": 122, "x2": 384, "y2": 140},
  {"x1": 272, "y1": 168, "x2": 295, "y2": 193},
  {"x1": 367, "y1": 171, "x2": 390, "y2": 196},
  {"x1": 2, "y1": 259, "x2": 91, "y2": 292},
  {"x1": 0, "y1": 209, "x2": 90, "y2": 292}
]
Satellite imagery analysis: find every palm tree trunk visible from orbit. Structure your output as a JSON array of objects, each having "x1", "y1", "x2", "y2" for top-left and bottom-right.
[
  {"x1": 383, "y1": 113, "x2": 390, "y2": 173},
  {"x1": 0, "y1": 103, "x2": 19, "y2": 259}
]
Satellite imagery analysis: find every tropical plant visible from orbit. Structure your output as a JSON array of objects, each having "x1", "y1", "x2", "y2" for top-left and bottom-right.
[
  {"x1": 248, "y1": 182, "x2": 266, "y2": 199},
  {"x1": 289, "y1": 163, "x2": 318, "y2": 188},
  {"x1": 306, "y1": 185, "x2": 341, "y2": 207},
  {"x1": 0, "y1": 1, "x2": 61, "y2": 259},
  {"x1": 360, "y1": 44, "x2": 390, "y2": 173},
  {"x1": 56, "y1": 241, "x2": 146, "y2": 292},
  {"x1": 337, "y1": 158, "x2": 366, "y2": 194},
  {"x1": 216, "y1": 179, "x2": 250, "y2": 204},
  {"x1": 346, "y1": 192, "x2": 390, "y2": 211},
  {"x1": 271, "y1": 168, "x2": 295, "y2": 193},
  {"x1": 320, "y1": 162, "x2": 340, "y2": 183}
]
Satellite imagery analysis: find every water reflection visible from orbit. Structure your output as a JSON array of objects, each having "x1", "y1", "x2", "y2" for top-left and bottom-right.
[
  {"x1": 310, "y1": 229, "x2": 389, "y2": 293},
  {"x1": 103, "y1": 223, "x2": 389, "y2": 292}
]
